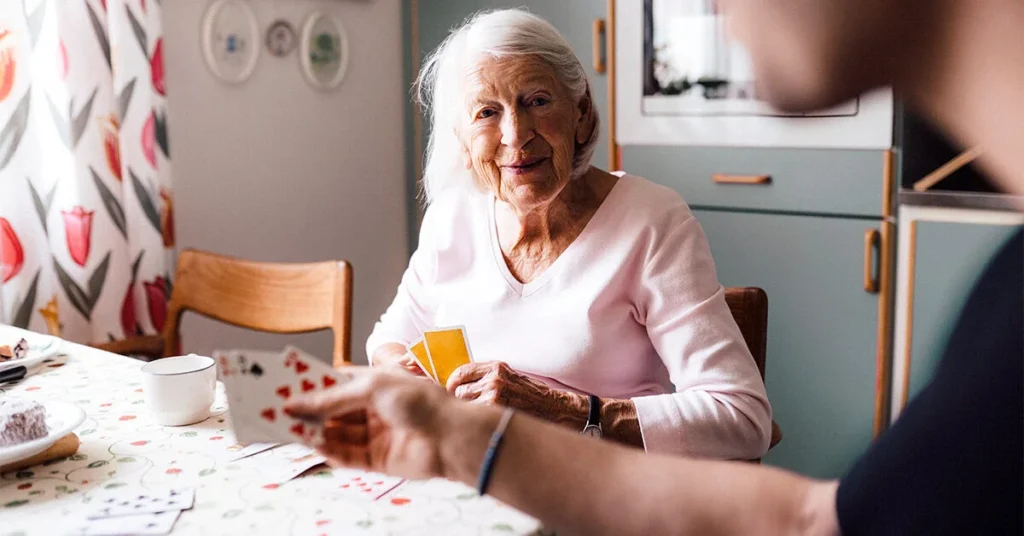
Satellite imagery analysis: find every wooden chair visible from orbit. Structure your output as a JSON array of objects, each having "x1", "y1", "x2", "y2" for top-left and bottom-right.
[
  {"x1": 94, "y1": 249, "x2": 354, "y2": 367},
  {"x1": 724, "y1": 287, "x2": 782, "y2": 452}
]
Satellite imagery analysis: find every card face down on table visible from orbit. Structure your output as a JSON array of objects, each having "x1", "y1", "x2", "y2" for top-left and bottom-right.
[{"x1": 216, "y1": 346, "x2": 349, "y2": 445}]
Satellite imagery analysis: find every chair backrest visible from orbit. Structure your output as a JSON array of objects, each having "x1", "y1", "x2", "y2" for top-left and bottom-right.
[
  {"x1": 724, "y1": 286, "x2": 782, "y2": 452},
  {"x1": 163, "y1": 249, "x2": 353, "y2": 367},
  {"x1": 724, "y1": 287, "x2": 768, "y2": 380}
]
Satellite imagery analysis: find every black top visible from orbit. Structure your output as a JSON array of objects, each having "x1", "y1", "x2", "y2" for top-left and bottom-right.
[{"x1": 837, "y1": 230, "x2": 1023, "y2": 535}]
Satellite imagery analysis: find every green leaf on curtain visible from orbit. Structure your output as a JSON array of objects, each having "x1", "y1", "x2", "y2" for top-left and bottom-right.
[
  {"x1": 71, "y1": 89, "x2": 97, "y2": 149},
  {"x1": 45, "y1": 93, "x2": 71, "y2": 149},
  {"x1": 90, "y1": 167, "x2": 127, "y2": 238},
  {"x1": 130, "y1": 251, "x2": 144, "y2": 283},
  {"x1": 87, "y1": 252, "x2": 111, "y2": 308},
  {"x1": 130, "y1": 169, "x2": 161, "y2": 234},
  {"x1": 117, "y1": 79, "x2": 137, "y2": 123},
  {"x1": 12, "y1": 270, "x2": 41, "y2": 329},
  {"x1": 0, "y1": 90, "x2": 32, "y2": 171},
  {"x1": 154, "y1": 111, "x2": 170, "y2": 158},
  {"x1": 23, "y1": 0, "x2": 47, "y2": 49},
  {"x1": 27, "y1": 178, "x2": 56, "y2": 236},
  {"x1": 53, "y1": 258, "x2": 92, "y2": 320},
  {"x1": 125, "y1": 5, "x2": 148, "y2": 58},
  {"x1": 86, "y1": 1, "x2": 112, "y2": 70}
]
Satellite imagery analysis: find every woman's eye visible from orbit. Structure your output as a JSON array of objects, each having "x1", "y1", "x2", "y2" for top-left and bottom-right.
[
  {"x1": 530, "y1": 97, "x2": 550, "y2": 107},
  {"x1": 478, "y1": 109, "x2": 496, "y2": 119}
]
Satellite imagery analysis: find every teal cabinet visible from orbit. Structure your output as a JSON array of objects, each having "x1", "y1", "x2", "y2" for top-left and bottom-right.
[
  {"x1": 906, "y1": 222, "x2": 1021, "y2": 399},
  {"x1": 692, "y1": 209, "x2": 882, "y2": 478}
]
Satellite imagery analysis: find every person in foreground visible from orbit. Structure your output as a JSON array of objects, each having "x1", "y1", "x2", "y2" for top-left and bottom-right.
[
  {"x1": 289, "y1": 1, "x2": 1023, "y2": 534},
  {"x1": 366, "y1": 10, "x2": 771, "y2": 458}
]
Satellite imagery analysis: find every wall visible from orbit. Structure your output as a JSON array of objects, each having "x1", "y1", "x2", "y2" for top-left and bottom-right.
[{"x1": 163, "y1": 0, "x2": 409, "y2": 364}]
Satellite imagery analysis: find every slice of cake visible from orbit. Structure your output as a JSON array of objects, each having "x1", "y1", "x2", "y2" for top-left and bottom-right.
[
  {"x1": 0, "y1": 398, "x2": 48, "y2": 447},
  {"x1": 0, "y1": 338, "x2": 28, "y2": 362}
]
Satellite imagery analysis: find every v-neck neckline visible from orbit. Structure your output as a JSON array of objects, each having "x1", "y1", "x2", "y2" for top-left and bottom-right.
[{"x1": 488, "y1": 176, "x2": 628, "y2": 298}]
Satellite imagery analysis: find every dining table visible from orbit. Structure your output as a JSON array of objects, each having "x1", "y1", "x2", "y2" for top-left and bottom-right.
[{"x1": 0, "y1": 326, "x2": 543, "y2": 535}]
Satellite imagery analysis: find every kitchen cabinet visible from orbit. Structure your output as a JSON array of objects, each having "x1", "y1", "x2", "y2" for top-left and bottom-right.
[
  {"x1": 691, "y1": 209, "x2": 886, "y2": 478},
  {"x1": 897, "y1": 219, "x2": 1022, "y2": 407}
]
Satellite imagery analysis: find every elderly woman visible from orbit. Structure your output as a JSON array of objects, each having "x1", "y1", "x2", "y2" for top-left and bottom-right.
[{"x1": 368, "y1": 9, "x2": 770, "y2": 459}]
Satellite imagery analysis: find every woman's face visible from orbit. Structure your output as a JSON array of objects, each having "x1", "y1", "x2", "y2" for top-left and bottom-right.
[{"x1": 458, "y1": 55, "x2": 589, "y2": 212}]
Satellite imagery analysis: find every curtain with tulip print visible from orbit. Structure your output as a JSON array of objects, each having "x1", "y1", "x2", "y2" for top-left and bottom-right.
[{"x1": 0, "y1": 0, "x2": 173, "y2": 344}]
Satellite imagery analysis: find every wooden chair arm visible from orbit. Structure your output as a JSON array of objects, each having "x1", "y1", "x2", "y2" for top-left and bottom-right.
[{"x1": 90, "y1": 335, "x2": 165, "y2": 361}]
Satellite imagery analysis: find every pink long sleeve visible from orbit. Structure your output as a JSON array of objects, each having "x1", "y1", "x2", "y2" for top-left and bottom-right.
[{"x1": 632, "y1": 212, "x2": 772, "y2": 459}]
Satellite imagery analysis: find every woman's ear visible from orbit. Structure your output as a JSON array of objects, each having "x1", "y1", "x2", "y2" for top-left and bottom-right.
[{"x1": 575, "y1": 92, "x2": 596, "y2": 145}]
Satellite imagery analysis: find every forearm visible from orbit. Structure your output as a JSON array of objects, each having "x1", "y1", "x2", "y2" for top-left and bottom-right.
[
  {"x1": 534, "y1": 391, "x2": 644, "y2": 449},
  {"x1": 439, "y1": 402, "x2": 839, "y2": 536},
  {"x1": 370, "y1": 343, "x2": 407, "y2": 366}
]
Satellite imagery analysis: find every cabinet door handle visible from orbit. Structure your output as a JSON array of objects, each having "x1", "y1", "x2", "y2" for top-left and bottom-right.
[
  {"x1": 864, "y1": 228, "x2": 881, "y2": 294},
  {"x1": 592, "y1": 19, "x2": 607, "y2": 74},
  {"x1": 712, "y1": 174, "x2": 772, "y2": 185}
]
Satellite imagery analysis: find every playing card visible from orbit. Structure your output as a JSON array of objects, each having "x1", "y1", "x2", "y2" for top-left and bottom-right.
[
  {"x1": 86, "y1": 486, "x2": 194, "y2": 519},
  {"x1": 224, "y1": 441, "x2": 278, "y2": 462},
  {"x1": 75, "y1": 511, "x2": 180, "y2": 536},
  {"x1": 219, "y1": 347, "x2": 350, "y2": 446},
  {"x1": 407, "y1": 338, "x2": 436, "y2": 380},
  {"x1": 240, "y1": 443, "x2": 327, "y2": 485},
  {"x1": 423, "y1": 327, "x2": 473, "y2": 386},
  {"x1": 305, "y1": 467, "x2": 405, "y2": 501}
]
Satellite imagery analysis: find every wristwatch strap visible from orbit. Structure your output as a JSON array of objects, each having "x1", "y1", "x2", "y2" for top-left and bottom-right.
[{"x1": 586, "y1": 394, "x2": 601, "y2": 428}]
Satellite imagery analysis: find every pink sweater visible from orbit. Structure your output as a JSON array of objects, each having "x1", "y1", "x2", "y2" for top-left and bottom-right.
[{"x1": 367, "y1": 174, "x2": 772, "y2": 459}]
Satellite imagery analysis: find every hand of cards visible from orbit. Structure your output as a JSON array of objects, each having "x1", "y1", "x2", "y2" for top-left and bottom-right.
[
  {"x1": 405, "y1": 326, "x2": 474, "y2": 386},
  {"x1": 216, "y1": 346, "x2": 351, "y2": 445}
]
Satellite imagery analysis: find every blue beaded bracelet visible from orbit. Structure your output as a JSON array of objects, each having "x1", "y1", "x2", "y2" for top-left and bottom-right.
[{"x1": 477, "y1": 408, "x2": 516, "y2": 496}]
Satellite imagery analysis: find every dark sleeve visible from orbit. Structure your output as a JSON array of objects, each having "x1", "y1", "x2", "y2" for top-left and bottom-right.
[{"x1": 836, "y1": 230, "x2": 1023, "y2": 536}]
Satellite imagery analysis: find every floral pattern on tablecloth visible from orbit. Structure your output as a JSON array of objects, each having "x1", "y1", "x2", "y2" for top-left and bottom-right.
[{"x1": 0, "y1": 331, "x2": 542, "y2": 536}]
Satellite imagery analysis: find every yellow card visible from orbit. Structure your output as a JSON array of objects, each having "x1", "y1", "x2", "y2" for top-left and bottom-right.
[
  {"x1": 423, "y1": 327, "x2": 473, "y2": 387},
  {"x1": 407, "y1": 339, "x2": 436, "y2": 381}
]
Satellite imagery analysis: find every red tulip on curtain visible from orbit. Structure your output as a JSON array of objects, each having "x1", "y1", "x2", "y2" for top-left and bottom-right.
[
  {"x1": 159, "y1": 188, "x2": 174, "y2": 247},
  {"x1": 100, "y1": 114, "x2": 122, "y2": 181},
  {"x1": 0, "y1": 31, "x2": 16, "y2": 103},
  {"x1": 142, "y1": 112, "x2": 156, "y2": 169},
  {"x1": 143, "y1": 276, "x2": 168, "y2": 331},
  {"x1": 0, "y1": 218, "x2": 24, "y2": 283},
  {"x1": 151, "y1": 39, "x2": 165, "y2": 96},
  {"x1": 61, "y1": 206, "x2": 94, "y2": 267},
  {"x1": 58, "y1": 39, "x2": 68, "y2": 79},
  {"x1": 120, "y1": 282, "x2": 137, "y2": 337}
]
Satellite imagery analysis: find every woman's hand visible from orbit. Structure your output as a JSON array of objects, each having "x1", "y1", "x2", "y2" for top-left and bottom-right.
[
  {"x1": 285, "y1": 368, "x2": 474, "y2": 481},
  {"x1": 371, "y1": 343, "x2": 428, "y2": 377},
  {"x1": 446, "y1": 361, "x2": 587, "y2": 427}
]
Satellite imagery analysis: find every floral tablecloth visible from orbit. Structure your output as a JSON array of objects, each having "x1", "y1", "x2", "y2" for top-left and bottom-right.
[{"x1": 0, "y1": 327, "x2": 542, "y2": 535}]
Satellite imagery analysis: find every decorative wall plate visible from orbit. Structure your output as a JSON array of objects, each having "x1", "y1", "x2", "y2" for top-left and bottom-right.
[
  {"x1": 265, "y1": 20, "x2": 297, "y2": 57},
  {"x1": 299, "y1": 11, "x2": 350, "y2": 91},
  {"x1": 201, "y1": 0, "x2": 260, "y2": 84}
]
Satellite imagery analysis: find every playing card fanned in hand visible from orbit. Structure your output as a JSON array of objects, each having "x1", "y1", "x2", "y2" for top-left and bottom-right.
[
  {"x1": 423, "y1": 327, "x2": 474, "y2": 386},
  {"x1": 217, "y1": 346, "x2": 350, "y2": 445},
  {"x1": 406, "y1": 338, "x2": 436, "y2": 380}
]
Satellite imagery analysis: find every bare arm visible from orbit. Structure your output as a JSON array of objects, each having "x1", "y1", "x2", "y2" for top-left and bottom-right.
[{"x1": 441, "y1": 402, "x2": 839, "y2": 536}]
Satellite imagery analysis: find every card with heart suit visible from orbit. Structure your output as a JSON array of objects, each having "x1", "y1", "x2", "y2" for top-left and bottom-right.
[
  {"x1": 304, "y1": 467, "x2": 405, "y2": 501},
  {"x1": 238, "y1": 443, "x2": 328, "y2": 485},
  {"x1": 218, "y1": 346, "x2": 350, "y2": 446},
  {"x1": 406, "y1": 338, "x2": 436, "y2": 380},
  {"x1": 423, "y1": 327, "x2": 474, "y2": 387}
]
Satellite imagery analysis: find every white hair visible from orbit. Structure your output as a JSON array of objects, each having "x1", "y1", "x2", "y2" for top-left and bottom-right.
[{"x1": 414, "y1": 8, "x2": 601, "y2": 204}]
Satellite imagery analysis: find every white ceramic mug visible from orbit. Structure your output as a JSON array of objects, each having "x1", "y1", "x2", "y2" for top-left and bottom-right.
[{"x1": 141, "y1": 354, "x2": 217, "y2": 426}]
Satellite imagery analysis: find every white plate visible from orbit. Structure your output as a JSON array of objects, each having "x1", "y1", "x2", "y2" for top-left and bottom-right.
[
  {"x1": 0, "y1": 399, "x2": 86, "y2": 468},
  {"x1": 0, "y1": 333, "x2": 61, "y2": 373}
]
